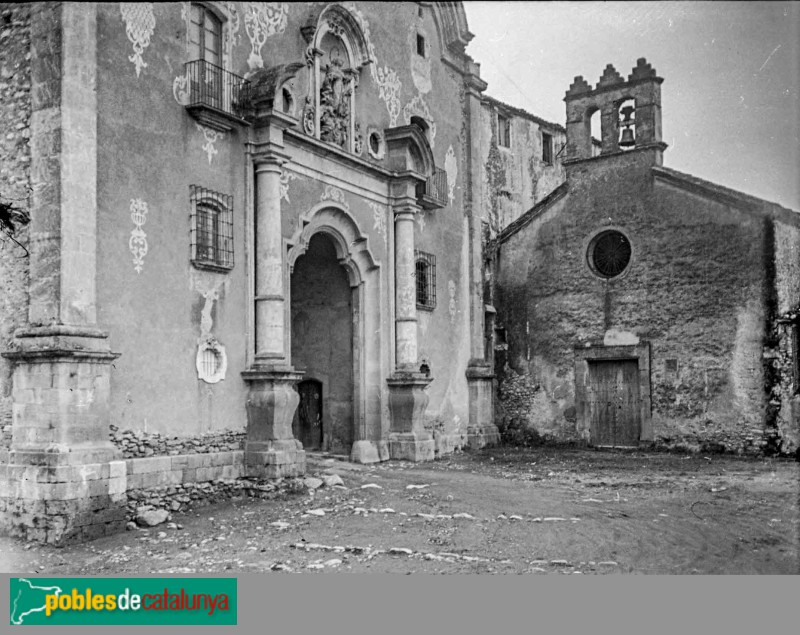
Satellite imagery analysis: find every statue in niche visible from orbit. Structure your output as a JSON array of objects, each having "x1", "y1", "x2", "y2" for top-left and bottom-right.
[{"x1": 319, "y1": 51, "x2": 351, "y2": 149}]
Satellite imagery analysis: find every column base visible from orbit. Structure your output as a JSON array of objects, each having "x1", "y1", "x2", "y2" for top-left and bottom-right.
[
  {"x1": 1, "y1": 331, "x2": 126, "y2": 544},
  {"x1": 466, "y1": 361, "x2": 500, "y2": 450},
  {"x1": 0, "y1": 455, "x2": 127, "y2": 545},
  {"x1": 242, "y1": 366, "x2": 306, "y2": 479},
  {"x1": 467, "y1": 425, "x2": 501, "y2": 450},
  {"x1": 389, "y1": 432, "x2": 435, "y2": 462},
  {"x1": 244, "y1": 439, "x2": 306, "y2": 479},
  {"x1": 350, "y1": 440, "x2": 389, "y2": 464}
]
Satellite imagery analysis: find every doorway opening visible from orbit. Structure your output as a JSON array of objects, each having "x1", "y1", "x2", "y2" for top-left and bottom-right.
[{"x1": 290, "y1": 233, "x2": 354, "y2": 453}]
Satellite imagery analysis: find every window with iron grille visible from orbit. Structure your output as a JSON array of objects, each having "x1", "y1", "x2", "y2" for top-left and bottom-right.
[
  {"x1": 415, "y1": 250, "x2": 436, "y2": 311},
  {"x1": 190, "y1": 185, "x2": 233, "y2": 271},
  {"x1": 498, "y1": 113, "x2": 511, "y2": 148}
]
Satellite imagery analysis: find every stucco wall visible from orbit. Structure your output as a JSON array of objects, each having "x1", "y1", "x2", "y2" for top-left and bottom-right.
[
  {"x1": 0, "y1": 4, "x2": 31, "y2": 440},
  {"x1": 494, "y1": 151, "x2": 790, "y2": 454},
  {"x1": 478, "y1": 99, "x2": 566, "y2": 237},
  {"x1": 90, "y1": 3, "x2": 478, "y2": 447}
]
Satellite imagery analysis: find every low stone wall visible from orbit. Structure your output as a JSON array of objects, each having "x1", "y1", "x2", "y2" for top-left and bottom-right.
[
  {"x1": 123, "y1": 450, "x2": 307, "y2": 524},
  {"x1": 110, "y1": 425, "x2": 244, "y2": 458}
]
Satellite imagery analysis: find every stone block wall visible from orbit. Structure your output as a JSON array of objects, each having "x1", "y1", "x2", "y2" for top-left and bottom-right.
[
  {"x1": 0, "y1": 4, "x2": 31, "y2": 436},
  {"x1": 109, "y1": 425, "x2": 244, "y2": 458},
  {"x1": 492, "y1": 153, "x2": 799, "y2": 456}
]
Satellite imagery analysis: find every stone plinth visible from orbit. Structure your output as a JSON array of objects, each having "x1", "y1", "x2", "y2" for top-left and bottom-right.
[
  {"x1": 0, "y1": 329, "x2": 126, "y2": 544},
  {"x1": 466, "y1": 361, "x2": 500, "y2": 449},
  {"x1": 387, "y1": 373, "x2": 435, "y2": 461},
  {"x1": 241, "y1": 367, "x2": 306, "y2": 478}
]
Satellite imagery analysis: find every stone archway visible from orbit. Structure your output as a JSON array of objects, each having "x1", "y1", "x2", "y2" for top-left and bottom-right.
[
  {"x1": 286, "y1": 204, "x2": 384, "y2": 462},
  {"x1": 290, "y1": 233, "x2": 353, "y2": 453}
]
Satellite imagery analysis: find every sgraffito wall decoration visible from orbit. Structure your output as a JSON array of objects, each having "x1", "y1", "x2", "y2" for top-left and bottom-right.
[
  {"x1": 128, "y1": 198, "x2": 149, "y2": 274},
  {"x1": 348, "y1": 4, "x2": 402, "y2": 127},
  {"x1": 403, "y1": 94, "x2": 436, "y2": 148},
  {"x1": 320, "y1": 184, "x2": 350, "y2": 211},
  {"x1": 120, "y1": 3, "x2": 156, "y2": 78},
  {"x1": 173, "y1": 68, "x2": 191, "y2": 105},
  {"x1": 223, "y1": 1, "x2": 241, "y2": 69},
  {"x1": 195, "y1": 123, "x2": 225, "y2": 164},
  {"x1": 280, "y1": 172, "x2": 299, "y2": 203},
  {"x1": 444, "y1": 145, "x2": 458, "y2": 204},
  {"x1": 369, "y1": 201, "x2": 388, "y2": 245},
  {"x1": 191, "y1": 272, "x2": 230, "y2": 384},
  {"x1": 244, "y1": 2, "x2": 288, "y2": 70}
]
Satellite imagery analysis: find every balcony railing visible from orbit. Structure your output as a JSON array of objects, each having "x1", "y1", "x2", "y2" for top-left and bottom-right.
[
  {"x1": 184, "y1": 60, "x2": 251, "y2": 131},
  {"x1": 416, "y1": 167, "x2": 448, "y2": 209}
]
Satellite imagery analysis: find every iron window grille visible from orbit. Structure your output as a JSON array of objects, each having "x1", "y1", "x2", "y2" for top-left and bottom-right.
[
  {"x1": 190, "y1": 185, "x2": 234, "y2": 271},
  {"x1": 415, "y1": 250, "x2": 436, "y2": 311}
]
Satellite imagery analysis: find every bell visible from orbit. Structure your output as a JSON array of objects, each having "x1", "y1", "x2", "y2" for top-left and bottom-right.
[{"x1": 619, "y1": 126, "x2": 635, "y2": 147}]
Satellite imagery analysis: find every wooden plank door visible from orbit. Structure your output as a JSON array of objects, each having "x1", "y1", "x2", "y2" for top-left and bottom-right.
[
  {"x1": 588, "y1": 360, "x2": 640, "y2": 447},
  {"x1": 297, "y1": 379, "x2": 323, "y2": 450}
]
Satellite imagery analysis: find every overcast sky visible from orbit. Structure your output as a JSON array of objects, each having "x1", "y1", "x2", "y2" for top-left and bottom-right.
[{"x1": 463, "y1": 1, "x2": 800, "y2": 211}]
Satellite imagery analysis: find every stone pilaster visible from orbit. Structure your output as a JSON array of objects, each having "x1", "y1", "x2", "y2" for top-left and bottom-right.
[
  {"x1": 466, "y1": 361, "x2": 500, "y2": 449},
  {"x1": 464, "y1": 65, "x2": 498, "y2": 450},
  {"x1": 0, "y1": 4, "x2": 126, "y2": 545}
]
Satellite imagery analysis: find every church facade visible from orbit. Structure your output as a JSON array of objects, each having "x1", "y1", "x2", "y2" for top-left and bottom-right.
[
  {"x1": 491, "y1": 59, "x2": 800, "y2": 457},
  {"x1": 0, "y1": 3, "x2": 796, "y2": 545}
]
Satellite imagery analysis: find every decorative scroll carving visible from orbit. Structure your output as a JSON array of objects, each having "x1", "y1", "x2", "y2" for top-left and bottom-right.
[
  {"x1": 302, "y1": 99, "x2": 316, "y2": 135},
  {"x1": 120, "y1": 3, "x2": 155, "y2": 78}
]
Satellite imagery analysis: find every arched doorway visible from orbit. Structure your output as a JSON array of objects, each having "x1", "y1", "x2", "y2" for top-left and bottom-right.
[{"x1": 290, "y1": 233, "x2": 354, "y2": 453}]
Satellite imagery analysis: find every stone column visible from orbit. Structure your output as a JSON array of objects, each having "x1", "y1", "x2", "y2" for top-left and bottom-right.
[
  {"x1": 387, "y1": 202, "x2": 434, "y2": 461},
  {"x1": 464, "y1": 66, "x2": 500, "y2": 449},
  {"x1": 254, "y1": 153, "x2": 288, "y2": 362},
  {"x1": 241, "y1": 147, "x2": 305, "y2": 478},
  {"x1": 0, "y1": 4, "x2": 126, "y2": 545}
]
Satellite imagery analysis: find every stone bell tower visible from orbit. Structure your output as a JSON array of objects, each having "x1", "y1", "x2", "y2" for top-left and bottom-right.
[{"x1": 562, "y1": 57, "x2": 667, "y2": 166}]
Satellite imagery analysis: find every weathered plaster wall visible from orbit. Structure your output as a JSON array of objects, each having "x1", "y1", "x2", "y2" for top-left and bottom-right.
[
  {"x1": 494, "y1": 151, "x2": 788, "y2": 454},
  {"x1": 96, "y1": 3, "x2": 251, "y2": 437},
  {"x1": 478, "y1": 98, "x2": 565, "y2": 237},
  {"x1": 89, "y1": 2, "x2": 478, "y2": 449},
  {"x1": 0, "y1": 4, "x2": 31, "y2": 442}
]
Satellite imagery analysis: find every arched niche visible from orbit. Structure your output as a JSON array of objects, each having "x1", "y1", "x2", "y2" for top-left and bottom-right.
[{"x1": 300, "y1": 5, "x2": 372, "y2": 153}]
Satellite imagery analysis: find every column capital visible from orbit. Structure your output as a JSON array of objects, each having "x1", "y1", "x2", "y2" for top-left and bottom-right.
[
  {"x1": 252, "y1": 148, "x2": 291, "y2": 168},
  {"x1": 393, "y1": 203, "x2": 421, "y2": 220}
]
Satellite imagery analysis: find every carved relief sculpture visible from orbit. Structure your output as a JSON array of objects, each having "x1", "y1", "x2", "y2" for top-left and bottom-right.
[{"x1": 319, "y1": 56, "x2": 352, "y2": 149}]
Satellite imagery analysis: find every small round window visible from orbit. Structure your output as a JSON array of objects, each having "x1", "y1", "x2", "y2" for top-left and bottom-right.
[{"x1": 588, "y1": 230, "x2": 632, "y2": 279}]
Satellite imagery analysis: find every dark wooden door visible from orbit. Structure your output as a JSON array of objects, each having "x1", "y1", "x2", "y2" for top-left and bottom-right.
[
  {"x1": 588, "y1": 360, "x2": 640, "y2": 447},
  {"x1": 296, "y1": 379, "x2": 323, "y2": 450}
]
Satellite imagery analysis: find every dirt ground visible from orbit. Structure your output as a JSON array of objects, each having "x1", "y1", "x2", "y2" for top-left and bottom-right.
[{"x1": 1, "y1": 447, "x2": 798, "y2": 575}]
